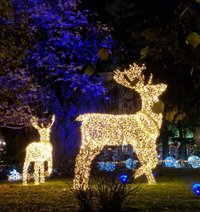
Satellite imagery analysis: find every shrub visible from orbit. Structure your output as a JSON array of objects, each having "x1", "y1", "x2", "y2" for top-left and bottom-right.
[
  {"x1": 95, "y1": 172, "x2": 139, "y2": 211},
  {"x1": 71, "y1": 188, "x2": 94, "y2": 212}
]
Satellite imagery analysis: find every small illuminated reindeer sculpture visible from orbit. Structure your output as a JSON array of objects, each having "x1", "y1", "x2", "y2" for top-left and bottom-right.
[
  {"x1": 73, "y1": 63, "x2": 167, "y2": 190},
  {"x1": 22, "y1": 115, "x2": 55, "y2": 185}
]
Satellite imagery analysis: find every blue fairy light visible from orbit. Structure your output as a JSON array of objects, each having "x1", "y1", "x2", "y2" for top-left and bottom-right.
[
  {"x1": 119, "y1": 174, "x2": 128, "y2": 184},
  {"x1": 98, "y1": 162, "x2": 116, "y2": 172},
  {"x1": 164, "y1": 156, "x2": 176, "y2": 168},
  {"x1": 105, "y1": 162, "x2": 116, "y2": 172},
  {"x1": 192, "y1": 183, "x2": 200, "y2": 196},
  {"x1": 125, "y1": 158, "x2": 137, "y2": 170},
  {"x1": 99, "y1": 162, "x2": 106, "y2": 171},
  {"x1": 174, "y1": 160, "x2": 182, "y2": 168},
  {"x1": 7, "y1": 169, "x2": 21, "y2": 181},
  {"x1": 188, "y1": 156, "x2": 200, "y2": 168}
]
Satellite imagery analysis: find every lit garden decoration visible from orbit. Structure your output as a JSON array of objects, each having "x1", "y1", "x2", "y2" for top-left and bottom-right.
[
  {"x1": 73, "y1": 63, "x2": 167, "y2": 190},
  {"x1": 8, "y1": 169, "x2": 21, "y2": 182},
  {"x1": 192, "y1": 183, "x2": 200, "y2": 196},
  {"x1": 188, "y1": 156, "x2": 200, "y2": 168},
  {"x1": 125, "y1": 158, "x2": 138, "y2": 170},
  {"x1": 98, "y1": 162, "x2": 116, "y2": 172},
  {"x1": 22, "y1": 115, "x2": 54, "y2": 185}
]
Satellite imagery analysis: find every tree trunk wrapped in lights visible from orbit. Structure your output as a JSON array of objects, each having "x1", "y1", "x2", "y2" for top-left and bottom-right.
[
  {"x1": 22, "y1": 115, "x2": 55, "y2": 185},
  {"x1": 73, "y1": 63, "x2": 167, "y2": 190}
]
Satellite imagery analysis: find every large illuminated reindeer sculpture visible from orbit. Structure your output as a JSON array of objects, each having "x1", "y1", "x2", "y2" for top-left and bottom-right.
[
  {"x1": 22, "y1": 115, "x2": 55, "y2": 185},
  {"x1": 73, "y1": 63, "x2": 167, "y2": 190}
]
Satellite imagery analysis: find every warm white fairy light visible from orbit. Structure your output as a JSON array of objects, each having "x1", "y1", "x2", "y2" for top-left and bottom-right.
[
  {"x1": 73, "y1": 63, "x2": 167, "y2": 190},
  {"x1": 22, "y1": 115, "x2": 54, "y2": 185}
]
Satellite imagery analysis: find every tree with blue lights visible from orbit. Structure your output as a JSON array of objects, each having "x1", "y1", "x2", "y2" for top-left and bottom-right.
[
  {"x1": 0, "y1": 0, "x2": 113, "y2": 127},
  {"x1": 1, "y1": 0, "x2": 114, "y2": 167},
  {"x1": 0, "y1": 0, "x2": 47, "y2": 128}
]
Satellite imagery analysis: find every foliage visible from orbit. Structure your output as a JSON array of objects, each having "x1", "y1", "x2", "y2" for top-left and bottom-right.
[
  {"x1": 69, "y1": 167, "x2": 138, "y2": 211},
  {"x1": 165, "y1": 107, "x2": 186, "y2": 123},
  {"x1": 186, "y1": 32, "x2": 200, "y2": 48},
  {"x1": 0, "y1": 0, "x2": 113, "y2": 128},
  {"x1": 24, "y1": 0, "x2": 112, "y2": 85},
  {"x1": 95, "y1": 173, "x2": 138, "y2": 212},
  {"x1": 0, "y1": 0, "x2": 41, "y2": 128},
  {"x1": 136, "y1": 1, "x2": 200, "y2": 118},
  {"x1": 0, "y1": 69, "x2": 45, "y2": 128},
  {"x1": 0, "y1": 0, "x2": 29, "y2": 69},
  {"x1": 70, "y1": 188, "x2": 94, "y2": 211}
]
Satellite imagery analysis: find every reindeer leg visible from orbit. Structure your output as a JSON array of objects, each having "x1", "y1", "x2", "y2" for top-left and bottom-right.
[
  {"x1": 145, "y1": 147, "x2": 158, "y2": 184},
  {"x1": 134, "y1": 151, "x2": 146, "y2": 179},
  {"x1": 143, "y1": 143, "x2": 158, "y2": 184},
  {"x1": 34, "y1": 162, "x2": 39, "y2": 185},
  {"x1": 47, "y1": 156, "x2": 53, "y2": 176},
  {"x1": 135, "y1": 164, "x2": 156, "y2": 184},
  {"x1": 134, "y1": 148, "x2": 157, "y2": 184},
  {"x1": 39, "y1": 161, "x2": 45, "y2": 183},
  {"x1": 22, "y1": 159, "x2": 29, "y2": 185},
  {"x1": 73, "y1": 146, "x2": 102, "y2": 190}
]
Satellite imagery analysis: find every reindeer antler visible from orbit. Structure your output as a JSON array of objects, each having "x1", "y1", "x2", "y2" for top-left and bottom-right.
[
  {"x1": 49, "y1": 114, "x2": 55, "y2": 128},
  {"x1": 30, "y1": 116, "x2": 40, "y2": 130},
  {"x1": 113, "y1": 63, "x2": 146, "y2": 90},
  {"x1": 30, "y1": 115, "x2": 55, "y2": 129}
]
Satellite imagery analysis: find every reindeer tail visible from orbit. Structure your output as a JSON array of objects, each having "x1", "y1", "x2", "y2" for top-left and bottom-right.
[{"x1": 76, "y1": 114, "x2": 85, "y2": 121}]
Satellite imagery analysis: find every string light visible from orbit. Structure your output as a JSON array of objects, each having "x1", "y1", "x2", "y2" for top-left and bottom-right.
[
  {"x1": 8, "y1": 169, "x2": 21, "y2": 182},
  {"x1": 174, "y1": 160, "x2": 182, "y2": 168},
  {"x1": 192, "y1": 183, "x2": 200, "y2": 196},
  {"x1": 188, "y1": 156, "x2": 200, "y2": 168},
  {"x1": 73, "y1": 63, "x2": 167, "y2": 190},
  {"x1": 125, "y1": 158, "x2": 138, "y2": 170},
  {"x1": 98, "y1": 162, "x2": 116, "y2": 172},
  {"x1": 22, "y1": 115, "x2": 54, "y2": 185},
  {"x1": 164, "y1": 156, "x2": 176, "y2": 168},
  {"x1": 119, "y1": 174, "x2": 129, "y2": 184}
]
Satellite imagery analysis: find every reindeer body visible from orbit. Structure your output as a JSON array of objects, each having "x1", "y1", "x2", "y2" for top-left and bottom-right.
[
  {"x1": 23, "y1": 141, "x2": 53, "y2": 185},
  {"x1": 73, "y1": 63, "x2": 167, "y2": 190},
  {"x1": 76, "y1": 112, "x2": 162, "y2": 146},
  {"x1": 22, "y1": 115, "x2": 54, "y2": 185}
]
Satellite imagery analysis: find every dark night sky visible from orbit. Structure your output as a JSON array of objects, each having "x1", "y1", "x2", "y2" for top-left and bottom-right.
[{"x1": 81, "y1": 0, "x2": 181, "y2": 23}]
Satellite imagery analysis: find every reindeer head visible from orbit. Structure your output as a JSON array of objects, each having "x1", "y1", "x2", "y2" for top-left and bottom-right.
[
  {"x1": 30, "y1": 115, "x2": 55, "y2": 141},
  {"x1": 113, "y1": 63, "x2": 167, "y2": 111}
]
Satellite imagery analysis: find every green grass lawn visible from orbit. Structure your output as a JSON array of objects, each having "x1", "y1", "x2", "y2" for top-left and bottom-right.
[{"x1": 1, "y1": 168, "x2": 200, "y2": 211}]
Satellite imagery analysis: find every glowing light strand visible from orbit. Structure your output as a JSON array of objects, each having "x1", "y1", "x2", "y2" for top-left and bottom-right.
[
  {"x1": 73, "y1": 63, "x2": 167, "y2": 190},
  {"x1": 188, "y1": 156, "x2": 200, "y2": 168},
  {"x1": 8, "y1": 169, "x2": 21, "y2": 182},
  {"x1": 22, "y1": 115, "x2": 54, "y2": 185}
]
